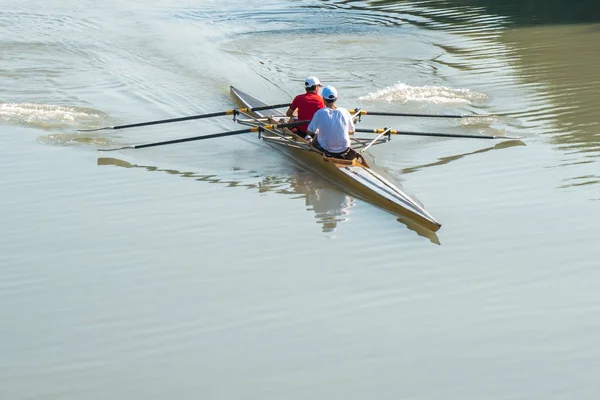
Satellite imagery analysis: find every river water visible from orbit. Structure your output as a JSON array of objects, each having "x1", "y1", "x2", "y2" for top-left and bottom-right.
[{"x1": 1, "y1": 0, "x2": 599, "y2": 398}]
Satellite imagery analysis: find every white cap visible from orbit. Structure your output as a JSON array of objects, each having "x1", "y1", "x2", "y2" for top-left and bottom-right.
[
  {"x1": 305, "y1": 76, "x2": 322, "y2": 88},
  {"x1": 321, "y1": 86, "x2": 338, "y2": 101}
]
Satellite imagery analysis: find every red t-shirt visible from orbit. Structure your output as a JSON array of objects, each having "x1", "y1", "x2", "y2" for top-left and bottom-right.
[{"x1": 290, "y1": 92, "x2": 325, "y2": 132}]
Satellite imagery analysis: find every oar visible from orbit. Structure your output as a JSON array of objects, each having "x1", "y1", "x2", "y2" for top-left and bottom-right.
[
  {"x1": 79, "y1": 103, "x2": 291, "y2": 132},
  {"x1": 356, "y1": 128, "x2": 521, "y2": 140},
  {"x1": 350, "y1": 109, "x2": 491, "y2": 119},
  {"x1": 97, "y1": 120, "x2": 310, "y2": 152}
]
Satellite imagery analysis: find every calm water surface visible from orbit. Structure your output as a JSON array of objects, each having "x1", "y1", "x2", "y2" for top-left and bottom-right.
[{"x1": 1, "y1": 0, "x2": 599, "y2": 399}]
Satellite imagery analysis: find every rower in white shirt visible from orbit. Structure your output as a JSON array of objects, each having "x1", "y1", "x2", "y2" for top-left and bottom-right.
[{"x1": 306, "y1": 86, "x2": 355, "y2": 159}]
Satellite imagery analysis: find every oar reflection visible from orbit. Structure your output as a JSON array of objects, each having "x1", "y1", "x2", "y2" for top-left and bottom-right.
[{"x1": 400, "y1": 139, "x2": 526, "y2": 175}]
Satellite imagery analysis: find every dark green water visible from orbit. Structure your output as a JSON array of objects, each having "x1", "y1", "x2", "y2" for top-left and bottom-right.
[{"x1": 425, "y1": 0, "x2": 600, "y2": 25}]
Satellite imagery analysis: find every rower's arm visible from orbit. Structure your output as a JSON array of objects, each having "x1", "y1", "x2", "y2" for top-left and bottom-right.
[{"x1": 286, "y1": 107, "x2": 296, "y2": 117}]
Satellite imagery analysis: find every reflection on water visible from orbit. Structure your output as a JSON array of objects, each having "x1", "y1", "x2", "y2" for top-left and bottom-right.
[
  {"x1": 281, "y1": 177, "x2": 355, "y2": 235},
  {"x1": 401, "y1": 139, "x2": 526, "y2": 174},
  {"x1": 97, "y1": 157, "x2": 353, "y2": 237},
  {"x1": 501, "y1": 25, "x2": 600, "y2": 168},
  {"x1": 98, "y1": 157, "x2": 441, "y2": 243}
]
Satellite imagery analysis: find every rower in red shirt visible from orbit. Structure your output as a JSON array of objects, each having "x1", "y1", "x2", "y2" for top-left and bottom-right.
[{"x1": 286, "y1": 76, "x2": 325, "y2": 139}]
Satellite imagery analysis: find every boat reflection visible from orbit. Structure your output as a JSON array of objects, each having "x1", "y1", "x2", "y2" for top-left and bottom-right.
[
  {"x1": 97, "y1": 157, "x2": 440, "y2": 244},
  {"x1": 286, "y1": 177, "x2": 355, "y2": 235}
]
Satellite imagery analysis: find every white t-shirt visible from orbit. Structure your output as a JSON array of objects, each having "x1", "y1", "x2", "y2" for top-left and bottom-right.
[{"x1": 307, "y1": 107, "x2": 355, "y2": 153}]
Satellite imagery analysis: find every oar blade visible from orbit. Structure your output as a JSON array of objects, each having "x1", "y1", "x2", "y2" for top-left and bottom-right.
[
  {"x1": 495, "y1": 135, "x2": 522, "y2": 140},
  {"x1": 97, "y1": 145, "x2": 135, "y2": 152},
  {"x1": 77, "y1": 126, "x2": 114, "y2": 132}
]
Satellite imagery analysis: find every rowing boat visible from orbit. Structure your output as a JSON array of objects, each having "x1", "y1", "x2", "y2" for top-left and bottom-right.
[{"x1": 230, "y1": 86, "x2": 442, "y2": 232}]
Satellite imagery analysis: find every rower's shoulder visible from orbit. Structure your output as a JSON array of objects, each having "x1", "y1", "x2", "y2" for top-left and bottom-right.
[{"x1": 335, "y1": 107, "x2": 352, "y2": 115}]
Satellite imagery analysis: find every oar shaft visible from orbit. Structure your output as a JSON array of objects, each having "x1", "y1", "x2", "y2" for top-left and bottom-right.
[
  {"x1": 362, "y1": 128, "x2": 390, "y2": 153},
  {"x1": 115, "y1": 103, "x2": 291, "y2": 130},
  {"x1": 132, "y1": 128, "x2": 256, "y2": 149},
  {"x1": 356, "y1": 128, "x2": 520, "y2": 140},
  {"x1": 351, "y1": 110, "x2": 490, "y2": 118},
  {"x1": 362, "y1": 111, "x2": 463, "y2": 118},
  {"x1": 98, "y1": 119, "x2": 310, "y2": 151},
  {"x1": 80, "y1": 102, "x2": 291, "y2": 132},
  {"x1": 115, "y1": 111, "x2": 231, "y2": 130}
]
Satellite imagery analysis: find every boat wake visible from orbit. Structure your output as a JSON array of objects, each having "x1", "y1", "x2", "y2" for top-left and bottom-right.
[
  {"x1": 0, "y1": 102, "x2": 105, "y2": 130},
  {"x1": 37, "y1": 132, "x2": 118, "y2": 147},
  {"x1": 0, "y1": 102, "x2": 118, "y2": 147},
  {"x1": 358, "y1": 82, "x2": 489, "y2": 105}
]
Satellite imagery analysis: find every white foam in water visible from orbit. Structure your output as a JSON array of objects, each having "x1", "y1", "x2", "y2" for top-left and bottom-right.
[
  {"x1": 0, "y1": 103, "x2": 105, "y2": 130},
  {"x1": 359, "y1": 82, "x2": 489, "y2": 104}
]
